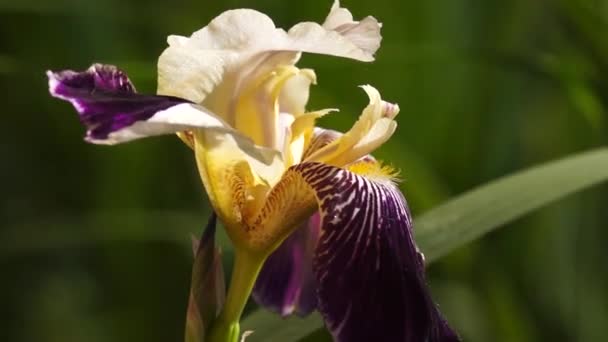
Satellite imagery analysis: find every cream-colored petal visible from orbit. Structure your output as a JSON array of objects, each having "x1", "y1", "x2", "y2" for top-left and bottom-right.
[
  {"x1": 285, "y1": 0, "x2": 382, "y2": 61},
  {"x1": 157, "y1": 10, "x2": 287, "y2": 108},
  {"x1": 157, "y1": 4, "x2": 382, "y2": 107},
  {"x1": 322, "y1": 0, "x2": 382, "y2": 56},
  {"x1": 278, "y1": 68, "x2": 316, "y2": 116},
  {"x1": 188, "y1": 9, "x2": 280, "y2": 50},
  {"x1": 219, "y1": 51, "x2": 301, "y2": 125},
  {"x1": 178, "y1": 7, "x2": 381, "y2": 61},
  {"x1": 323, "y1": 0, "x2": 355, "y2": 29},
  {"x1": 304, "y1": 85, "x2": 399, "y2": 166},
  {"x1": 277, "y1": 112, "x2": 296, "y2": 164},
  {"x1": 234, "y1": 65, "x2": 303, "y2": 148},
  {"x1": 285, "y1": 21, "x2": 380, "y2": 62},
  {"x1": 157, "y1": 46, "x2": 234, "y2": 104}
]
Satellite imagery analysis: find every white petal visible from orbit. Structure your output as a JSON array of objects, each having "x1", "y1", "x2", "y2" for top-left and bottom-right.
[
  {"x1": 224, "y1": 51, "x2": 301, "y2": 125},
  {"x1": 323, "y1": 0, "x2": 355, "y2": 29},
  {"x1": 157, "y1": 46, "x2": 234, "y2": 104},
  {"x1": 157, "y1": 5, "x2": 382, "y2": 107},
  {"x1": 278, "y1": 68, "x2": 316, "y2": 115},
  {"x1": 188, "y1": 9, "x2": 281, "y2": 50},
  {"x1": 322, "y1": 0, "x2": 382, "y2": 56},
  {"x1": 174, "y1": 7, "x2": 381, "y2": 60},
  {"x1": 233, "y1": 65, "x2": 304, "y2": 148},
  {"x1": 285, "y1": 20, "x2": 379, "y2": 62},
  {"x1": 89, "y1": 103, "x2": 230, "y2": 145}
]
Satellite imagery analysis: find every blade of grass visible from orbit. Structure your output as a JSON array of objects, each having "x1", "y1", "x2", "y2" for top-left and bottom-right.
[{"x1": 415, "y1": 148, "x2": 608, "y2": 262}]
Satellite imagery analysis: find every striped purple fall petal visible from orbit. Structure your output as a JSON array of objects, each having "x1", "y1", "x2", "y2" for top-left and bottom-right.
[
  {"x1": 288, "y1": 162, "x2": 459, "y2": 342},
  {"x1": 252, "y1": 213, "x2": 320, "y2": 316},
  {"x1": 47, "y1": 64, "x2": 227, "y2": 144}
]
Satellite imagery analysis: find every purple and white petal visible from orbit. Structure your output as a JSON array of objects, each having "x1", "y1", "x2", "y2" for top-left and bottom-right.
[
  {"x1": 252, "y1": 213, "x2": 320, "y2": 317},
  {"x1": 289, "y1": 162, "x2": 459, "y2": 342},
  {"x1": 48, "y1": 64, "x2": 229, "y2": 144}
]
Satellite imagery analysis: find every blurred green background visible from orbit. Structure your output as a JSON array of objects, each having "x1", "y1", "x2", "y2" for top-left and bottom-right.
[{"x1": 1, "y1": 0, "x2": 607, "y2": 341}]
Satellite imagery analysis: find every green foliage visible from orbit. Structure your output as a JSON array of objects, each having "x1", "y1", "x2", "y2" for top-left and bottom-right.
[{"x1": 414, "y1": 148, "x2": 608, "y2": 263}]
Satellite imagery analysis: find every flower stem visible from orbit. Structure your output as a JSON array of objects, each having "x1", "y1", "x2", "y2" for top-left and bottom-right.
[{"x1": 208, "y1": 249, "x2": 265, "y2": 342}]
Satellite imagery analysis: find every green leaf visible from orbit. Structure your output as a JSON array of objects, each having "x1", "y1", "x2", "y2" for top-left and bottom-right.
[
  {"x1": 414, "y1": 148, "x2": 608, "y2": 262},
  {"x1": 242, "y1": 148, "x2": 608, "y2": 341}
]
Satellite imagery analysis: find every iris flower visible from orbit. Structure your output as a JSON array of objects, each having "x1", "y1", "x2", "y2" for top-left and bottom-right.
[{"x1": 47, "y1": 1, "x2": 458, "y2": 341}]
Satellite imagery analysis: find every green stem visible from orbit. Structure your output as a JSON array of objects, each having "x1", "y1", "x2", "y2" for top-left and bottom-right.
[{"x1": 208, "y1": 249, "x2": 265, "y2": 342}]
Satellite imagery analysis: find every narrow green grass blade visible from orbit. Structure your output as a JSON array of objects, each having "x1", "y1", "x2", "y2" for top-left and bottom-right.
[
  {"x1": 242, "y1": 148, "x2": 608, "y2": 341},
  {"x1": 415, "y1": 148, "x2": 608, "y2": 262}
]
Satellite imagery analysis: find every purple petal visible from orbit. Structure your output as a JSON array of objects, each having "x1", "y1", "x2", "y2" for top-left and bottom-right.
[
  {"x1": 291, "y1": 162, "x2": 459, "y2": 342},
  {"x1": 253, "y1": 213, "x2": 320, "y2": 317},
  {"x1": 47, "y1": 64, "x2": 212, "y2": 144}
]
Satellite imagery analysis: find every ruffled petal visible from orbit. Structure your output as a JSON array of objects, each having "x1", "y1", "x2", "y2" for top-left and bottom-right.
[
  {"x1": 48, "y1": 64, "x2": 230, "y2": 144},
  {"x1": 247, "y1": 161, "x2": 458, "y2": 341},
  {"x1": 322, "y1": 0, "x2": 382, "y2": 56},
  {"x1": 157, "y1": 3, "x2": 381, "y2": 112},
  {"x1": 305, "y1": 85, "x2": 399, "y2": 166},
  {"x1": 168, "y1": 4, "x2": 380, "y2": 59},
  {"x1": 252, "y1": 213, "x2": 320, "y2": 317}
]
